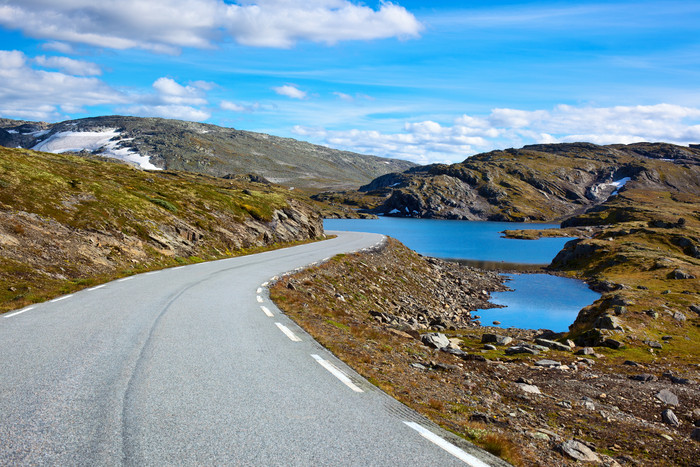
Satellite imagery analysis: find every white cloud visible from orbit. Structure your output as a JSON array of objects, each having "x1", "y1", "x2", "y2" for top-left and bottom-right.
[
  {"x1": 119, "y1": 77, "x2": 212, "y2": 121},
  {"x1": 273, "y1": 84, "x2": 307, "y2": 99},
  {"x1": 34, "y1": 55, "x2": 102, "y2": 76},
  {"x1": 0, "y1": 1, "x2": 422, "y2": 53},
  {"x1": 0, "y1": 50, "x2": 213, "y2": 122},
  {"x1": 221, "y1": 100, "x2": 259, "y2": 112},
  {"x1": 293, "y1": 104, "x2": 700, "y2": 164},
  {"x1": 0, "y1": 50, "x2": 124, "y2": 121}
]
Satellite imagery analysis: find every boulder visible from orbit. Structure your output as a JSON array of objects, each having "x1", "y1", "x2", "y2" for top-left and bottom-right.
[
  {"x1": 630, "y1": 374, "x2": 657, "y2": 382},
  {"x1": 662, "y1": 409, "x2": 681, "y2": 427},
  {"x1": 594, "y1": 314, "x2": 623, "y2": 330},
  {"x1": 535, "y1": 338, "x2": 572, "y2": 351},
  {"x1": 481, "y1": 333, "x2": 512, "y2": 345},
  {"x1": 517, "y1": 383, "x2": 541, "y2": 394},
  {"x1": 421, "y1": 333, "x2": 450, "y2": 349},
  {"x1": 505, "y1": 345, "x2": 539, "y2": 356},
  {"x1": 670, "y1": 268, "x2": 695, "y2": 280},
  {"x1": 534, "y1": 359, "x2": 561, "y2": 368},
  {"x1": 559, "y1": 440, "x2": 600, "y2": 462},
  {"x1": 656, "y1": 389, "x2": 679, "y2": 406},
  {"x1": 576, "y1": 347, "x2": 595, "y2": 355}
]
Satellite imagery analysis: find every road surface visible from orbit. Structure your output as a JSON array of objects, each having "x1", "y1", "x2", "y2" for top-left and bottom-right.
[{"x1": 0, "y1": 231, "x2": 508, "y2": 466}]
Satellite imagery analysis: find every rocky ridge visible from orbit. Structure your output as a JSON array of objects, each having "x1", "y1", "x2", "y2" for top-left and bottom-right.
[
  {"x1": 354, "y1": 142, "x2": 700, "y2": 221},
  {"x1": 0, "y1": 147, "x2": 323, "y2": 312},
  {"x1": 0, "y1": 116, "x2": 415, "y2": 191}
]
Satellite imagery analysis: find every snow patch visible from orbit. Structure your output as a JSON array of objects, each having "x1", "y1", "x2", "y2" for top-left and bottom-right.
[
  {"x1": 31, "y1": 129, "x2": 161, "y2": 170},
  {"x1": 388, "y1": 208, "x2": 400, "y2": 214},
  {"x1": 6, "y1": 129, "x2": 18, "y2": 134},
  {"x1": 29, "y1": 129, "x2": 50, "y2": 137},
  {"x1": 607, "y1": 177, "x2": 631, "y2": 195}
]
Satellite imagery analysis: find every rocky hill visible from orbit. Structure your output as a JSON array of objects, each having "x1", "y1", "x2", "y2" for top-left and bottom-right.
[
  {"x1": 0, "y1": 116, "x2": 415, "y2": 191},
  {"x1": 354, "y1": 142, "x2": 700, "y2": 221},
  {"x1": 0, "y1": 146, "x2": 325, "y2": 313}
]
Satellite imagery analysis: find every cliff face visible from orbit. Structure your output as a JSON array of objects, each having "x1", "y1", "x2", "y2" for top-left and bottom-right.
[{"x1": 360, "y1": 143, "x2": 700, "y2": 222}]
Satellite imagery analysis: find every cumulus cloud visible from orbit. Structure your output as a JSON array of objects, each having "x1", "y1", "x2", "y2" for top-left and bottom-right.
[
  {"x1": 0, "y1": 50, "x2": 124, "y2": 120},
  {"x1": 119, "y1": 77, "x2": 211, "y2": 121},
  {"x1": 0, "y1": 0, "x2": 422, "y2": 53},
  {"x1": 294, "y1": 104, "x2": 700, "y2": 164},
  {"x1": 221, "y1": 100, "x2": 259, "y2": 112},
  {"x1": 273, "y1": 85, "x2": 307, "y2": 99},
  {"x1": 0, "y1": 50, "x2": 213, "y2": 122},
  {"x1": 34, "y1": 55, "x2": 102, "y2": 76}
]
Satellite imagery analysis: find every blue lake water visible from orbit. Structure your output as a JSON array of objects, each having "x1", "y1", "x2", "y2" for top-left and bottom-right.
[{"x1": 324, "y1": 217, "x2": 599, "y2": 331}]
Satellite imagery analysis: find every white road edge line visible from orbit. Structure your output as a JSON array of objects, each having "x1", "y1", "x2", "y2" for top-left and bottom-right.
[
  {"x1": 88, "y1": 284, "x2": 106, "y2": 291},
  {"x1": 173, "y1": 266, "x2": 185, "y2": 270},
  {"x1": 50, "y1": 295, "x2": 73, "y2": 303},
  {"x1": 145, "y1": 271, "x2": 160, "y2": 275},
  {"x1": 275, "y1": 323, "x2": 301, "y2": 342},
  {"x1": 260, "y1": 306, "x2": 274, "y2": 317},
  {"x1": 256, "y1": 296, "x2": 263, "y2": 303},
  {"x1": 403, "y1": 421, "x2": 492, "y2": 467},
  {"x1": 117, "y1": 277, "x2": 133, "y2": 282},
  {"x1": 4, "y1": 306, "x2": 35, "y2": 319},
  {"x1": 311, "y1": 354, "x2": 363, "y2": 393}
]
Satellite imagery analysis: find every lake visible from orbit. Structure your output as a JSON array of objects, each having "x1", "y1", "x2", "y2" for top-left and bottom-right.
[{"x1": 324, "y1": 217, "x2": 599, "y2": 332}]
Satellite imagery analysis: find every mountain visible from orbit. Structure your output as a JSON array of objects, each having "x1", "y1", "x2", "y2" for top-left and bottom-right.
[
  {"x1": 0, "y1": 116, "x2": 415, "y2": 191},
  {"x1": 0, "y1": 146, "x2": 324, "y2": 313},
  {"x1": 354, "y1": 142, "x2": 700, "y2": 222}
]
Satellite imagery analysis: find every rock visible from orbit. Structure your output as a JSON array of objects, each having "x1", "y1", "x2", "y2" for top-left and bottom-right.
[
  {"x1": 535, "y1": 359, "x2": 561, "y2": 368},
  {"x1": 673, "y1": 311, "x2": 687, "y2": 322},
  {"x1": 388, "y1": 329, "x2": 415, "y2": 340},
  {"x1": 576, "y1": 347, "x2": 595, "y2": 355},
  {"x1": 690, "y1": 305, "x2": 700, "y2": 315},
  {"x1": 662, "y1": 409, "x2": 681, "y2": 427},
  {"x1": 602, "y1": 338, "x2": 623, "y2": 349},
  {"x1": 594, "y1": 314, "x2": 623, "y2": 330},
  {"x1": 433, "y1": 362, "x2": 460, "y2": 372},
  {"x1": 421, "y1": 333, "x2": 450, "y2": 349},
  {"x1": 623, "y1": 360, "x2": 641, "y2": 367},
  {"x1": 669, "y1": 376, "x2": 692, "y2": 385},
  {"x1": 535, "y1": 338, "x2": 571, "y2": 351},
  {"x1": 517, "y1": 383, "x2": 541, "y2": 394},
  {"x1": 582, "y1": 400, "x2": 596, "y2": 410},
  {"x1": 505, "y1": 345, "x2": 539, "y2": 356},
  {"x1": 470, "y1": 412, "x2": 498, "y2": 424},
  {"x1": 410, "y1": 363, "x2": 427, "y2": 370},
  {"x1": 645, "y1": 340, "x2": 663, "y2": 349},
  {"x1": 692, "y1": 428, "x2": 700, "y2": 442},
  {"x1": 442, "y1": 348, "x2": 468, "y2": 358},
  {"x1": 481, "y1": 333, "x2": 512, "y2": 345},
  {"x1": 483, "y1": 344, "x2": 497, "y2": 351},
  {"x1": 559, "y1": 439, "x2": 600, "y2": 462},
  {"x1": 492, "y1": 320, "x2": 501, "y2": 325},
  {"x1": 670, "y1": 268, "x2": 695, "y2": 280},
  {"x1": 656, "y1": 389, "x2": 679, "y2": 406},
  {"x1": 630, "y1": 374, "x2": 657, "y2": 382}
]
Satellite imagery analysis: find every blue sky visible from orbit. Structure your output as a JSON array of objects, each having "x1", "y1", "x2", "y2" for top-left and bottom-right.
[{"x1": 1, "y1": 0, "x2": 699, "y2": 164}]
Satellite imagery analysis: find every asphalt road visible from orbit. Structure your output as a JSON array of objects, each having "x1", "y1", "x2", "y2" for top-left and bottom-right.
[{"x1": 0, "y1": 231, "x2": 508, "y2": 466}]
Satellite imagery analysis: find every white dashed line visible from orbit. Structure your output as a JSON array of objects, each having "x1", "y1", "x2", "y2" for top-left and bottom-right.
[
  {"x1": 88, "y1": 284, "x2": 106, "y2": 291},
  {"x1": 275, "y1": 323, "x2": 301, "y2": 342},
  {"x1": 256, "y1": 296, "x2": 263, "y2": 303},
  {"x1": 4, "y1": 306, "x2": 35, "y2": 319},
  {"x1": 50, "y1": 295, "x2": 73, "y2": 303},
  {"x1": 403, "y1": 422, "x2": 491, "y2": 466},
  {"x1": 260, "y1": 306, "x2": 274, "y2": 317},
  {"x1": 311, "y1": 354, "x2": 363, "y2": 393},
  {"x1": 117, "y1": 277, "x2": 133, "y2": 282}
]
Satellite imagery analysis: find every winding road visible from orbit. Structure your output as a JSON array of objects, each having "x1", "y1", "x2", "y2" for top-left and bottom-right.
[{"x1": 0, "y1": 231, "x2": 507, "y2": 466}]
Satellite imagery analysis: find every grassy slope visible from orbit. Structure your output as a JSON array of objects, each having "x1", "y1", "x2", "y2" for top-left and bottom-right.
[{"x1": 0, "y1": 147, "x2": 324, "y2": 312}]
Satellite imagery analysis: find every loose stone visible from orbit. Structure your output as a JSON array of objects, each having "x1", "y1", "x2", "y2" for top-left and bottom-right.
[
  {"x1": 655, "y1": 389, "x2": 679, "y2": 406},
  {"x1": 559, "y1": 440, "x2": 600, "y2": 462}
]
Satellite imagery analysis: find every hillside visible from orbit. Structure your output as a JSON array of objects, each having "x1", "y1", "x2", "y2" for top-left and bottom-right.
[
  {"x1": 345, "y1": 142, "x2": 700, "y2": 221},
  {"x1": 0, "y1": 146, "x2": 325, "y2": 313},
  {"x1": 0, "y1": 116, "x2": 415, "y2": 192}
]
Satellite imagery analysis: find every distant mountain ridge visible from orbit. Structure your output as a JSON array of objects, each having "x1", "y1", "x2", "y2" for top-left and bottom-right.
[
  {"x1": 356, "y1": 142, "x2": 700, "y2": 222},
  {"x1": 0, "y1": 116, "x2": 415, "y2": 191}
]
